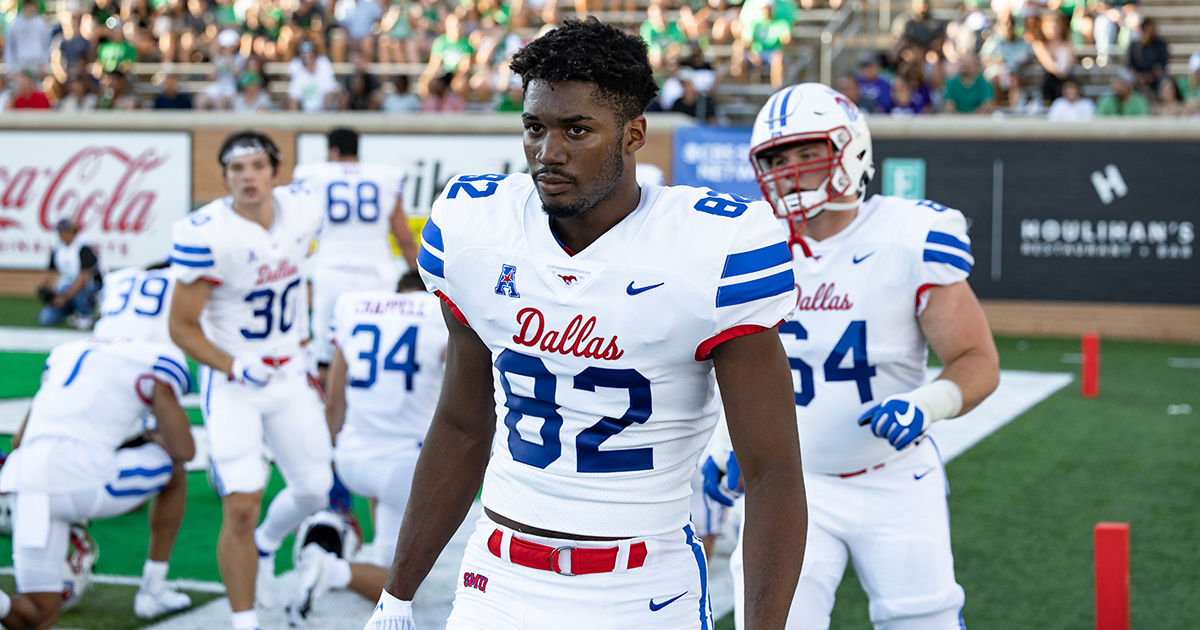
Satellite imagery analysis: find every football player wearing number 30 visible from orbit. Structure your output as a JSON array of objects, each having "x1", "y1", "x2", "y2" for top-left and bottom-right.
[
  {"x1": 723, "y1": 83, "x2": 1000, "y2": 630},
  {"x1": 168, "y1": 131, "x2": 334, "y2": 630},
  {"x1": 363, "y1": 18, "x2": 807, "y2": 630}
]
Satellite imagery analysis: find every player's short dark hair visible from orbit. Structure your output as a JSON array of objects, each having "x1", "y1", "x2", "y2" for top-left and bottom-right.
[
  {"x1": 508, "y1": 17, "x2": 658, "y2": 125},
  {"x1": 396, "y1": 270, "x2": 426, "y2": 293},
  {"x1": 218, "y1": 130, "x2": 281, "y2": 172},
  {"x1": 328, "y1": 128, "x2": 359, "y2": 157}
]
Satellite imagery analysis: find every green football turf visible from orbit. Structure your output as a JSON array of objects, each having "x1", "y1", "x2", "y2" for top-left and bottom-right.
[
  {"x1": 0, "y1": 575, "x2": 223, "y2": 630},
  {"x1": 716, "y1": 335, "x2": 1200, "y2": 630},
  {"x1": 4, "y1": 293, "x2": 1200, "y2": 629},
  {"x1": 0, "y1": 296, "x2": 42, "y2": 329}
]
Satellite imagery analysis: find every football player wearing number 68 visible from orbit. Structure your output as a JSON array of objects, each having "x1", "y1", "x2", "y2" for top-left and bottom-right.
[
  {"x1": 169, "y1": 131, "x2": 334, "y2": 630},
  {"x1": 719, "y1": 83, "x2": 1000, "y2": 629},
  {"x1": 291, "y1": 128, "x2": 420, "y2": 382}
]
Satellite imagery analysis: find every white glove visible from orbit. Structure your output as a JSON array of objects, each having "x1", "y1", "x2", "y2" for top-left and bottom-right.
[
  {"x1": 363, "y1": 590, "x2": 416, "y2": 630},
  {"x1": 858, "y1": 380, "x2": 963, "y2": 451},
  {"x1": 229, "y1": 354, "x2": 278, "y2": 388}
]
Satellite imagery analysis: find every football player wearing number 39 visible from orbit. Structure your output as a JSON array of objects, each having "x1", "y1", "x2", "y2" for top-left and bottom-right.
[
  {"x1": 723, "y1": 83, "x2": 1000, "y2": 630},
  {"x1": 363, "y1": 18, "x2": 807, "y2": 630},
  {"x1": 169, "y1": 131, "x2": 334, "y2": 630}
]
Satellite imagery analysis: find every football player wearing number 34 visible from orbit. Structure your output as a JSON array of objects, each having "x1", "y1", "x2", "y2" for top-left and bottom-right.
[
  {"x1": 724, "y1": 84, "x2": 1000, "y2": 630},
  {"x1": 363, "y1": 18, "x2": 807, "y2": 630},
  {"x1": 168, "y1": 131, "x2": 334, "y2": 630}
]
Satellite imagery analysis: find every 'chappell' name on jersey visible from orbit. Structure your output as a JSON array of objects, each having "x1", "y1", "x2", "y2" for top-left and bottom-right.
[
  {"x1": 418, "y1": 173, "x2": 796, "y2": 538},
  {"x1": 784, "y1": 196, "x2": 973, "y2": 474},
  {"x1": 170, "y1": 185, "x2": 322, "y2": 365},
  {"x1": 331, "y1": 289, "x2": 448, "y2": 458}
]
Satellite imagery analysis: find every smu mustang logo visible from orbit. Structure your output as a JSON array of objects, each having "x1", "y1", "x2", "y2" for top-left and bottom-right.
[
  {"x1": 495, "y1": 264, "x2": 520, "y2": 298},
  {"x1": 558, "y1": 274, "x2": 579, "y2": 286}
]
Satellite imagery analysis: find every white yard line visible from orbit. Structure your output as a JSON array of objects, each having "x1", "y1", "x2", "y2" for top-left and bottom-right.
[{"x1": 0, "y1": 327, "x2": 90, "y2": 353}]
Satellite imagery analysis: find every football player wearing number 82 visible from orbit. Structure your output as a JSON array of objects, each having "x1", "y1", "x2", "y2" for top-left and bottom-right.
[
  {"x1": 364, "y1": 17, "x2": 807, "y2": 630},
  {"x1": 722, "y1": 84, "x2": 1001, "y2": 629},
  {"x1": 169, "y1": 131, "x2": 334, "y2": 630}
]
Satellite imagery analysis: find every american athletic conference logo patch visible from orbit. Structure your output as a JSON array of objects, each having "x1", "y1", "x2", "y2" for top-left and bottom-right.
[{"x1": 495, "y1": 264, "x2": 520, "y2": 298}]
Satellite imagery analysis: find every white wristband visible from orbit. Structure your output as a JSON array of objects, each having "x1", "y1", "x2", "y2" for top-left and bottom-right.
[
  {"x1": 908, "y1": 379, "x2": 964, "y2": 424},
  {"x1": 376, "y1": 590, "x2": 413, "y2": 617}
]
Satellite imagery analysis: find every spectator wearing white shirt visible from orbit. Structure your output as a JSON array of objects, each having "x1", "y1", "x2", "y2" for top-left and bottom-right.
[
  {"x1": 338, "y1": 0, "x2": 383, "y2": 61},
  {"x1": 234, "y1": 75, "x2": 274, "y2": 112},
  {"x1": 287, "y1": 40, "x2": 339, "y2": 111},
  {"x1": 4, "y1": 0, "x2": 52, "y2": 74},
  {"x1": 382, "y1": 74, "x2": 421, "y2": 113},
  {"x1": 1047, "y1": 79, "x2": 1095, "y2": 121}
]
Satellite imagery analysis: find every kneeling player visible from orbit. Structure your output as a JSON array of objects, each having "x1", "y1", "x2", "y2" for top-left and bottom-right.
[
  {"x1": 0, "y1": 337, "x2": 196, "y2": 629},
  {"x1": 287, "y1": 270, "x2": 448, "y2": 624}
]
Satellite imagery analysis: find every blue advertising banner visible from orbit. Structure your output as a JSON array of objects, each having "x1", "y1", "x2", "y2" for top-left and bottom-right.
[{"x1": 671, "y1": 126, "x2": 760, "y2": 199}]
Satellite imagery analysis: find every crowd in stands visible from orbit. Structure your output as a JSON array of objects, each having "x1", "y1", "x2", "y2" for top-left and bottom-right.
[
  {"x1": 0, "y1": 0, "x2": 1195, "y2": 117},
  {"x1": 842, "y1": 0, "x2": 1199, "y2": 118}
]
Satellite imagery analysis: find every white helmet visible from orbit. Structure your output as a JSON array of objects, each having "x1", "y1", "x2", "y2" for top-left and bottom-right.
[
  {"x1": 61, "y1": 525, "x2": 98, "y2": 611},
  {"x1": 750, "y1": 83, "x2": 875, "y2": 245},
  {"x1": 292, "y1": 508, "x2": 363, "y2": 566}
]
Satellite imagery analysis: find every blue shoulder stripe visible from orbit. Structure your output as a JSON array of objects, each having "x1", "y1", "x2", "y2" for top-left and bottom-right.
[
  {"x1": 923, "y1": 250, "x2": 973, "y2": 273},
  {"x1": 417, "y1": 245, "x2": 445, "y2": 278},
  {"x1": 422, "y1": 218, "x2": 444, "y2": 252},
  {"x1": 155, "y1": 356, "x2": 194, "y2": 392},
  {"x1": 169, "y1": 257, "x2": 214, "y2": 268},
  {"x1": 173, "y1": 244, "x2": 212, "y2": 255},
  {"x1": 722, "y1": 242, "x2": 791, "y2": 279},
  {"x1": 926, "y1": 231, "x2": 971, "y2": 255},
  {"x1": 153, "y1": 365, "x2": 188, "y2": 395},
  {"x1": 716, "y1": 269, "x2": 794, "y2": 308},
  {"x1": 117, "y1": 464, "x2": 174, "y2": 478}
]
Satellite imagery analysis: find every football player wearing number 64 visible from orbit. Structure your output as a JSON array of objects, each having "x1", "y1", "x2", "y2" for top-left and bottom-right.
[
  {"x1": 713, "y1": 83, "x2": 1000, "y2": 630},
  {"x1": 168, "y1": 131, "x2": 334, "y2": 630}
]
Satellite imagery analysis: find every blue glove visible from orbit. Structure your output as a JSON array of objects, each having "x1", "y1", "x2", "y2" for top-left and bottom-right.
[
  {"x1": 701, "y1": 451, "x2": 742, "y2": 507},
  {"x1": 858, "y1": 397, "x2": 928, "y2": 450}
]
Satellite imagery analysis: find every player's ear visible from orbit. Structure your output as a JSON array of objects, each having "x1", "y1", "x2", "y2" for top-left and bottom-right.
[{"x1": 625, "y1": 115, "x2": 647, "y2": 155}]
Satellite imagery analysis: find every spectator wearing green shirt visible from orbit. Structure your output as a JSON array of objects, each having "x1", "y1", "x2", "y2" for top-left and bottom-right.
[
  {"x1": 732, "y1": 0, "x2": 793, "y2": 88},
  {"x1": 421, "y1": 13, "x2": 473, "y2": 98},
  {"x1": 1095, "y1": 73, "x2": 1150, "y2": 116},
  {"x1": 640, "y1": 3, "x2": 686, "y2": 69},
  {"x1": 942, "y1": 55, "x2": 994, "y2": 114},
  {"x1": 95, "y1": 21, "x2": 138, "y2": 74}
]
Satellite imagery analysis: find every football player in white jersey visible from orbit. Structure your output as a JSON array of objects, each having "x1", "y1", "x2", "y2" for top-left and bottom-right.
[
  {"x1": 292, "y1": 128, "x2": 421, "y2": 378},
  {"x1": 719, "y1": 83, "x2": 1000, "y2": 630},
  {"x1": 286, "y1": 270, "x2": 449, "y2": 623},
  {"x1": 95, "y1": 262, "x2": 176, "y2": 346},
  {"x1": 363, "y1": 18, "x2": 807, "y2": 630},
  {"x1": 0, "y1": 337, "x2": 196, "y2": 629},
  {"x1": 168, "y1": 131, "x2": 334, "y2": 630}
]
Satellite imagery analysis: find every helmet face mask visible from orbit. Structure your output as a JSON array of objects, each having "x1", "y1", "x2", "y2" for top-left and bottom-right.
[
  {"x1": 749, "y1": 83, "x2": 875, "y2": 247},
  {"x1": 751, "y1": 128, "x2": 856, "y2": 243}
]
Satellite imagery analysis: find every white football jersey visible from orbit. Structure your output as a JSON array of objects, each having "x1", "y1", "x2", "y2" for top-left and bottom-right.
[
  {"x1": 331, "y1": 289, "x2": 448, "y2": 458},
  {"x1": 292, "y1": 161, "x2": 404, "y2": 265},
  {"x1": 3, "y1": 338, "x2": 190, "y2": 492},
  {"x1": 785, "y1": 196, "x2": 973, "y2": 474},
  {"x1": 170, "y1": 185, "x2": 322, "y2": 366},
  {"x1": 94, "y1": 266, "x2": 177, "y2": 346},
  {"x1": 418, "y1": 173, "x2": 796, "y2": 537}
]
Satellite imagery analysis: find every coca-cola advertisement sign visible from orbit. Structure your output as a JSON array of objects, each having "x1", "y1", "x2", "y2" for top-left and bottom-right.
[{"x1": 0, "y1": 131, "x2": 191, "y2": 270}]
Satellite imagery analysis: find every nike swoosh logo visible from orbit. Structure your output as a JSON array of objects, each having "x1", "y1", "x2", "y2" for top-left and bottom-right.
[
  {"x1": 853, "y1": 252, "x2": 875, "y2": 264},
  {"x1": 895, "y1": 405, "x2": 916, "y2": 427},
  {"x1": 627, "y1": 281, "x2": 664, "y2": 295},
  {"x1": 649, "y1": 592, "x2": 688, "y2": 611},
  {"x1": 914, "y1": 468, "x2": 935, "y2": 480}
]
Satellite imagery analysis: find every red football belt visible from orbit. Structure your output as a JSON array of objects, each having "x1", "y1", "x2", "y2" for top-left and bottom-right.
[
  {"x1": 262, "y1": 356, "x2": 291, "y2": 368},
  {"x1": 487, "y1": 529, "x2": 647, "y2": 576}
]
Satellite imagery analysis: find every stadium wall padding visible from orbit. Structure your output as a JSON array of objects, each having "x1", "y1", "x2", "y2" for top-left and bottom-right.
[{"x1": 0, "y1": 114, "x2": 1196, "y2": 342}]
